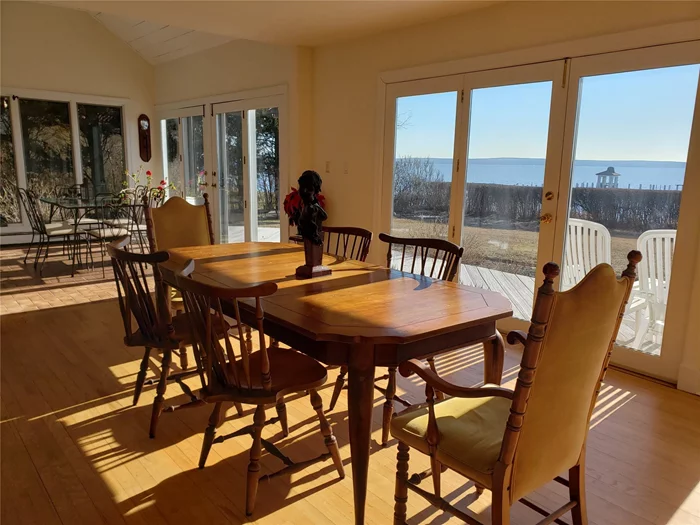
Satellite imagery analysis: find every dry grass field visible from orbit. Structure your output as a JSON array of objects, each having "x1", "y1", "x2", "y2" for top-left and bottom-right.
[{"x1": 391, "y1": 218, "x2": 637, "y2": 277}]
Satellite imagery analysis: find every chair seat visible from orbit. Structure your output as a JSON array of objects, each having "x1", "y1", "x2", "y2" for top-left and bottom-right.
[
  {"x1": 87, "y1": 227, "x2": 129, "y2": 239},
  {"x1": 210, "y1": 347, "x2": 327, "y2": 401},
  {"x1": 46, "y1": 225, "x2": 85, "y2": 236},
  {"x1": 104, "y1": 218, "x2": 131, "y2": 227},
  {"x1": 390, "y1": 392, "x2": 511, "y2": 487}
]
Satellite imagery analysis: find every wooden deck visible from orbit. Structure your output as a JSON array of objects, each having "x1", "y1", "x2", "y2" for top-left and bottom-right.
[{"x1": 460, "y1": 264, "x2": 661, "y2": 355}]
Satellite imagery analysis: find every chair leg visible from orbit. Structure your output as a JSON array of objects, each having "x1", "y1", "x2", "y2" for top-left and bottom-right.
[
  {"x1": 199, "y1": 401, "x2": 223, "y2": 469},
  {"x1": 309, "y1": 388, "x2": 344, "y2": 479},
  {"x1": 234, "y1": 402, "x2": 244, "y2": 417},
  {"x1": 178, "y1": 342, "x2": 189, "y2": 370},
  {"x1": 24, "y1": 232, "x2": 35, "y2": 264},
  {"x1": 100, "y1": 240, "x2": 106, "y2": 278},
  {"x1": 430, "y1": 455, "x2": 441, "y2": 498},
  {"x1": 133, "y1": 347, "x2": 151, "y2": 405},
  {"x1": 426, "y1": 357, "x2": 445, "y2": 401},
  {"x1": 569, "y1": 460, "x2": 588, "y2": 525},
  {"x1": 394, "y1": 441, "x2": 410, "y2": 525},
  {"x1": 275, "y1": 397, "x2": 289, "y2": 437},
  {"x1": 491, "y1": 484, "x2": 510, "y2": 525},
  {"x1": 33, "y1": 235, "x2": 45, "y2": 269},
  {"x1": 149, "y1": 349, "x2": 172, "y2": 439},
  {"x1": 328, "y1": 365, "x2": 347, "y2": 412},
  {"x1": 246, "y1": 404, "x2": 266, "y2": 517},
  {"x1": 39, "y1": 236, "x2": 50, "y2": 276},
  {"x1": 382, "y1": 367, "x2": 397, "y2": 446}
]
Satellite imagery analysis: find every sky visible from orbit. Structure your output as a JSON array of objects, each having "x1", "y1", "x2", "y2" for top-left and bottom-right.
[{"x1": 394, "y1": 63, "x2": 700, "y2": 163}]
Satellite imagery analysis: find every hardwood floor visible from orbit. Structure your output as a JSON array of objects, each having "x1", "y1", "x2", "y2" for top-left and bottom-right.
[{"x1": 2, "y1": 244, "x2": 700, "y2": 525}]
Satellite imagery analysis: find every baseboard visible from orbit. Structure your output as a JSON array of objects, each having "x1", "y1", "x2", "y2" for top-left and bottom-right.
[{"x1": 677, "y1": 363, "x2": 700, "y2": 396}]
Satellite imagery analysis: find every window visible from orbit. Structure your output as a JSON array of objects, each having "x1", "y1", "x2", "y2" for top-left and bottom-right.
[
  {"x1": 20, "y1": 99, "x2": 74, "y2": 208},
  {"x1": 0, "y1": 96, "x2": 20, "y2": 226},
  {"x1": 78, "y1": 104, "x2": 125, "y2": 194},
  {"x1": 183, "y1": 115, "x2": 205, "y2": 200},
  {"x1": 162, "y1": 118, "x2": 180, "y2": 192},
  {"x1": 0, "y1": 92, "x2": 129, "y2": 233}
]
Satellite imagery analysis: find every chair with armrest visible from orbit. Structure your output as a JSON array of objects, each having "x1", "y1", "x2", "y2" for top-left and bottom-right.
[
  {"x1": 391, "y1": 250, "x2": 641, "y2": 525},
  {"x1": 174, "y1": 260, "x2": 345, "y2": 516},
  {"x1": 106, "y1": 237, "x2": 239, "y2": 439}
]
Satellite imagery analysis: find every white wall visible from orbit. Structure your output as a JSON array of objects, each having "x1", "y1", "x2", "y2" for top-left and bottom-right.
[
  {"x1": 0, "y1": 1, "x2": 160, "y2": 178},
  {"x1": 155, "y1": 40, "x2": 314, "y2": 189},
  {"x1": 312, "y1": 1, "x2": 700, "y2": 241}
]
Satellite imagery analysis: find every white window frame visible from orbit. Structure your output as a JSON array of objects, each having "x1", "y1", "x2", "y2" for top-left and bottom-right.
[
  {"x1": 156, "y1": 85, "x2": 289, "y2": 244},
  {"x1": 0, "y1": 87, "x2": 132, "y2": 240}
]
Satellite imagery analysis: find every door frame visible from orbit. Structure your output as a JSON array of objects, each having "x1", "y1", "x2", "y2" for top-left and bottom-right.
[
  {"x1": 556, "y1": 41, "x2": 700, "y2": 382},
  {"x1": 210, "y1": 94, "x2": 287, "y2": 243},
  {"x1": 381, "y1": 75, "x2": 465, "y2": 245},
  {"x1": 156, "y1": 86, "x2": 289, "y2": 244},
  {"x1": 380, "y1": 62, "x2": 569, "y2": 334}
]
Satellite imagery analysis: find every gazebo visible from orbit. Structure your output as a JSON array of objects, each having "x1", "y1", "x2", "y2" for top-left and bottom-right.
[{"x1": 596, "y1": 166, "x2": 621, "y2": 188}]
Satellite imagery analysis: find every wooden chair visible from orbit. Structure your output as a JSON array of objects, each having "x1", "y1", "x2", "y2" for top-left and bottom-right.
[
  {"x1": 173, "y1": 260, "x2": 345, "y2": 516},
  {"x1": 321, "y1": 226, "x2": 373, "y2": 261},
  {"x1": 391, "y1": 251, "x2": 641, "y2": 525},
  {"x1": 328, "y1": 232, "x2": 468, "y2": 447},
  {"x1": 144, "y1": 193, "x2": 216, "y2": 369},
  {"x1": 106, "y1": 237, "x2": 237, "y2": 439},
  {"x1": 562, "y1": 218, "x2": 612, "y2": 290}
]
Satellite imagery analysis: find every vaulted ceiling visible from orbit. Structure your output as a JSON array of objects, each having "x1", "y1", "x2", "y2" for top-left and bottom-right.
[
  {"x1": 51, "y1": 1, "x2": 496, "y2": 61},
  {"x1": 91, "y1": 11, "x2": 232, "y2": 64}
]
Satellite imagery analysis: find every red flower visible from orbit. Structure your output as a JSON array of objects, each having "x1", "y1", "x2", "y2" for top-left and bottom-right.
[
  {"x1": 160, "y1": 180, "x2": 166, "y2": 186},
  {"x1": 283, "y1": 187, "x2": 326, "y2": 226},
  {"x1": 146, "y1": 170, "x2": 152, "y2": 176}
]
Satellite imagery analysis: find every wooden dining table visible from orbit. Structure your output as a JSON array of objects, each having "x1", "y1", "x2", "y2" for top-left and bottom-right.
[{"x1": 158, "y1": 242, "x2": 513, "y2": 524}]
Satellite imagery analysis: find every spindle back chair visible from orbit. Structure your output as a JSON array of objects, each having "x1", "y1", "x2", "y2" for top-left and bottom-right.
[
  {"x1": 107, "y1": 237, "x2": 208, "y2": 438},
  {"x1": 323, "y1": 226, "x2": 373, "y2": 262},
  {"x1": 174, "y1": 261, "x2": 345, "y2": 516},
  {"x1": 379, "y1": 233, "x2": 463, "y2": 282}
]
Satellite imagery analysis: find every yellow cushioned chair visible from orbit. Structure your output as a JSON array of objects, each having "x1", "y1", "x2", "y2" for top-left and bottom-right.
[
  {"x1": 391, "y1": 250, "x2": 641, "y2": 525},
  {"x1": 145, "y1": 194, "x2": 216, "y2": 369}
]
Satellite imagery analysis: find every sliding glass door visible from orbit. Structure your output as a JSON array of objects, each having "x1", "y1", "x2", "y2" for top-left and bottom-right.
[
  {"x1": 382, "y1": 41, "x2": 700, "y2": 381},
  {"x1": 555, "y1": 43, "x2": 700, "y2": 381},
  {"x1": 211, "y1": 96, "x2": 282, "y2": 243}
]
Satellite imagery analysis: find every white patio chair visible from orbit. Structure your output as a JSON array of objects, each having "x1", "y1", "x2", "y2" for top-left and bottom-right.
[
  {"x1": 630, "y1": 229, "x2": 676, "y2": 348},
  {"x1": 562, "y1": 218, "x2": 611, "y2": 290}
]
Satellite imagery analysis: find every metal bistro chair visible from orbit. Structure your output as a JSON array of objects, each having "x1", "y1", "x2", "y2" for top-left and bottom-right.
[
  {"x1": 18, "y1": 188, "x2": 91, "y2": 276},
  {"x1": 174, "y1": 260, "x2": 345, "y2": 516},
  {"x1": 87, "y1": 198, "x2": 131, "y2": 277},
  {"x1": 391, "y1": 251, "x2": 641, "y2": 525}
]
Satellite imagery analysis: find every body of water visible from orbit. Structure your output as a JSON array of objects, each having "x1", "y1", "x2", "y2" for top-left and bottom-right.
[{"x1": 422, "y1": 158, "x2": 686, "y2": 189}]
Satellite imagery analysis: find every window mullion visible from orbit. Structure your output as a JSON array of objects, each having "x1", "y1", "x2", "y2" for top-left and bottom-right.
[{"x1": 69, "y1": 100, "x2": 83, "y2": 185}]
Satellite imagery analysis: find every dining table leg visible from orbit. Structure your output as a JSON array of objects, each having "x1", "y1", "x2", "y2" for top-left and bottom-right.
[{"x1": 347, "y1": 343, "x2": 375, "y2": 525}]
